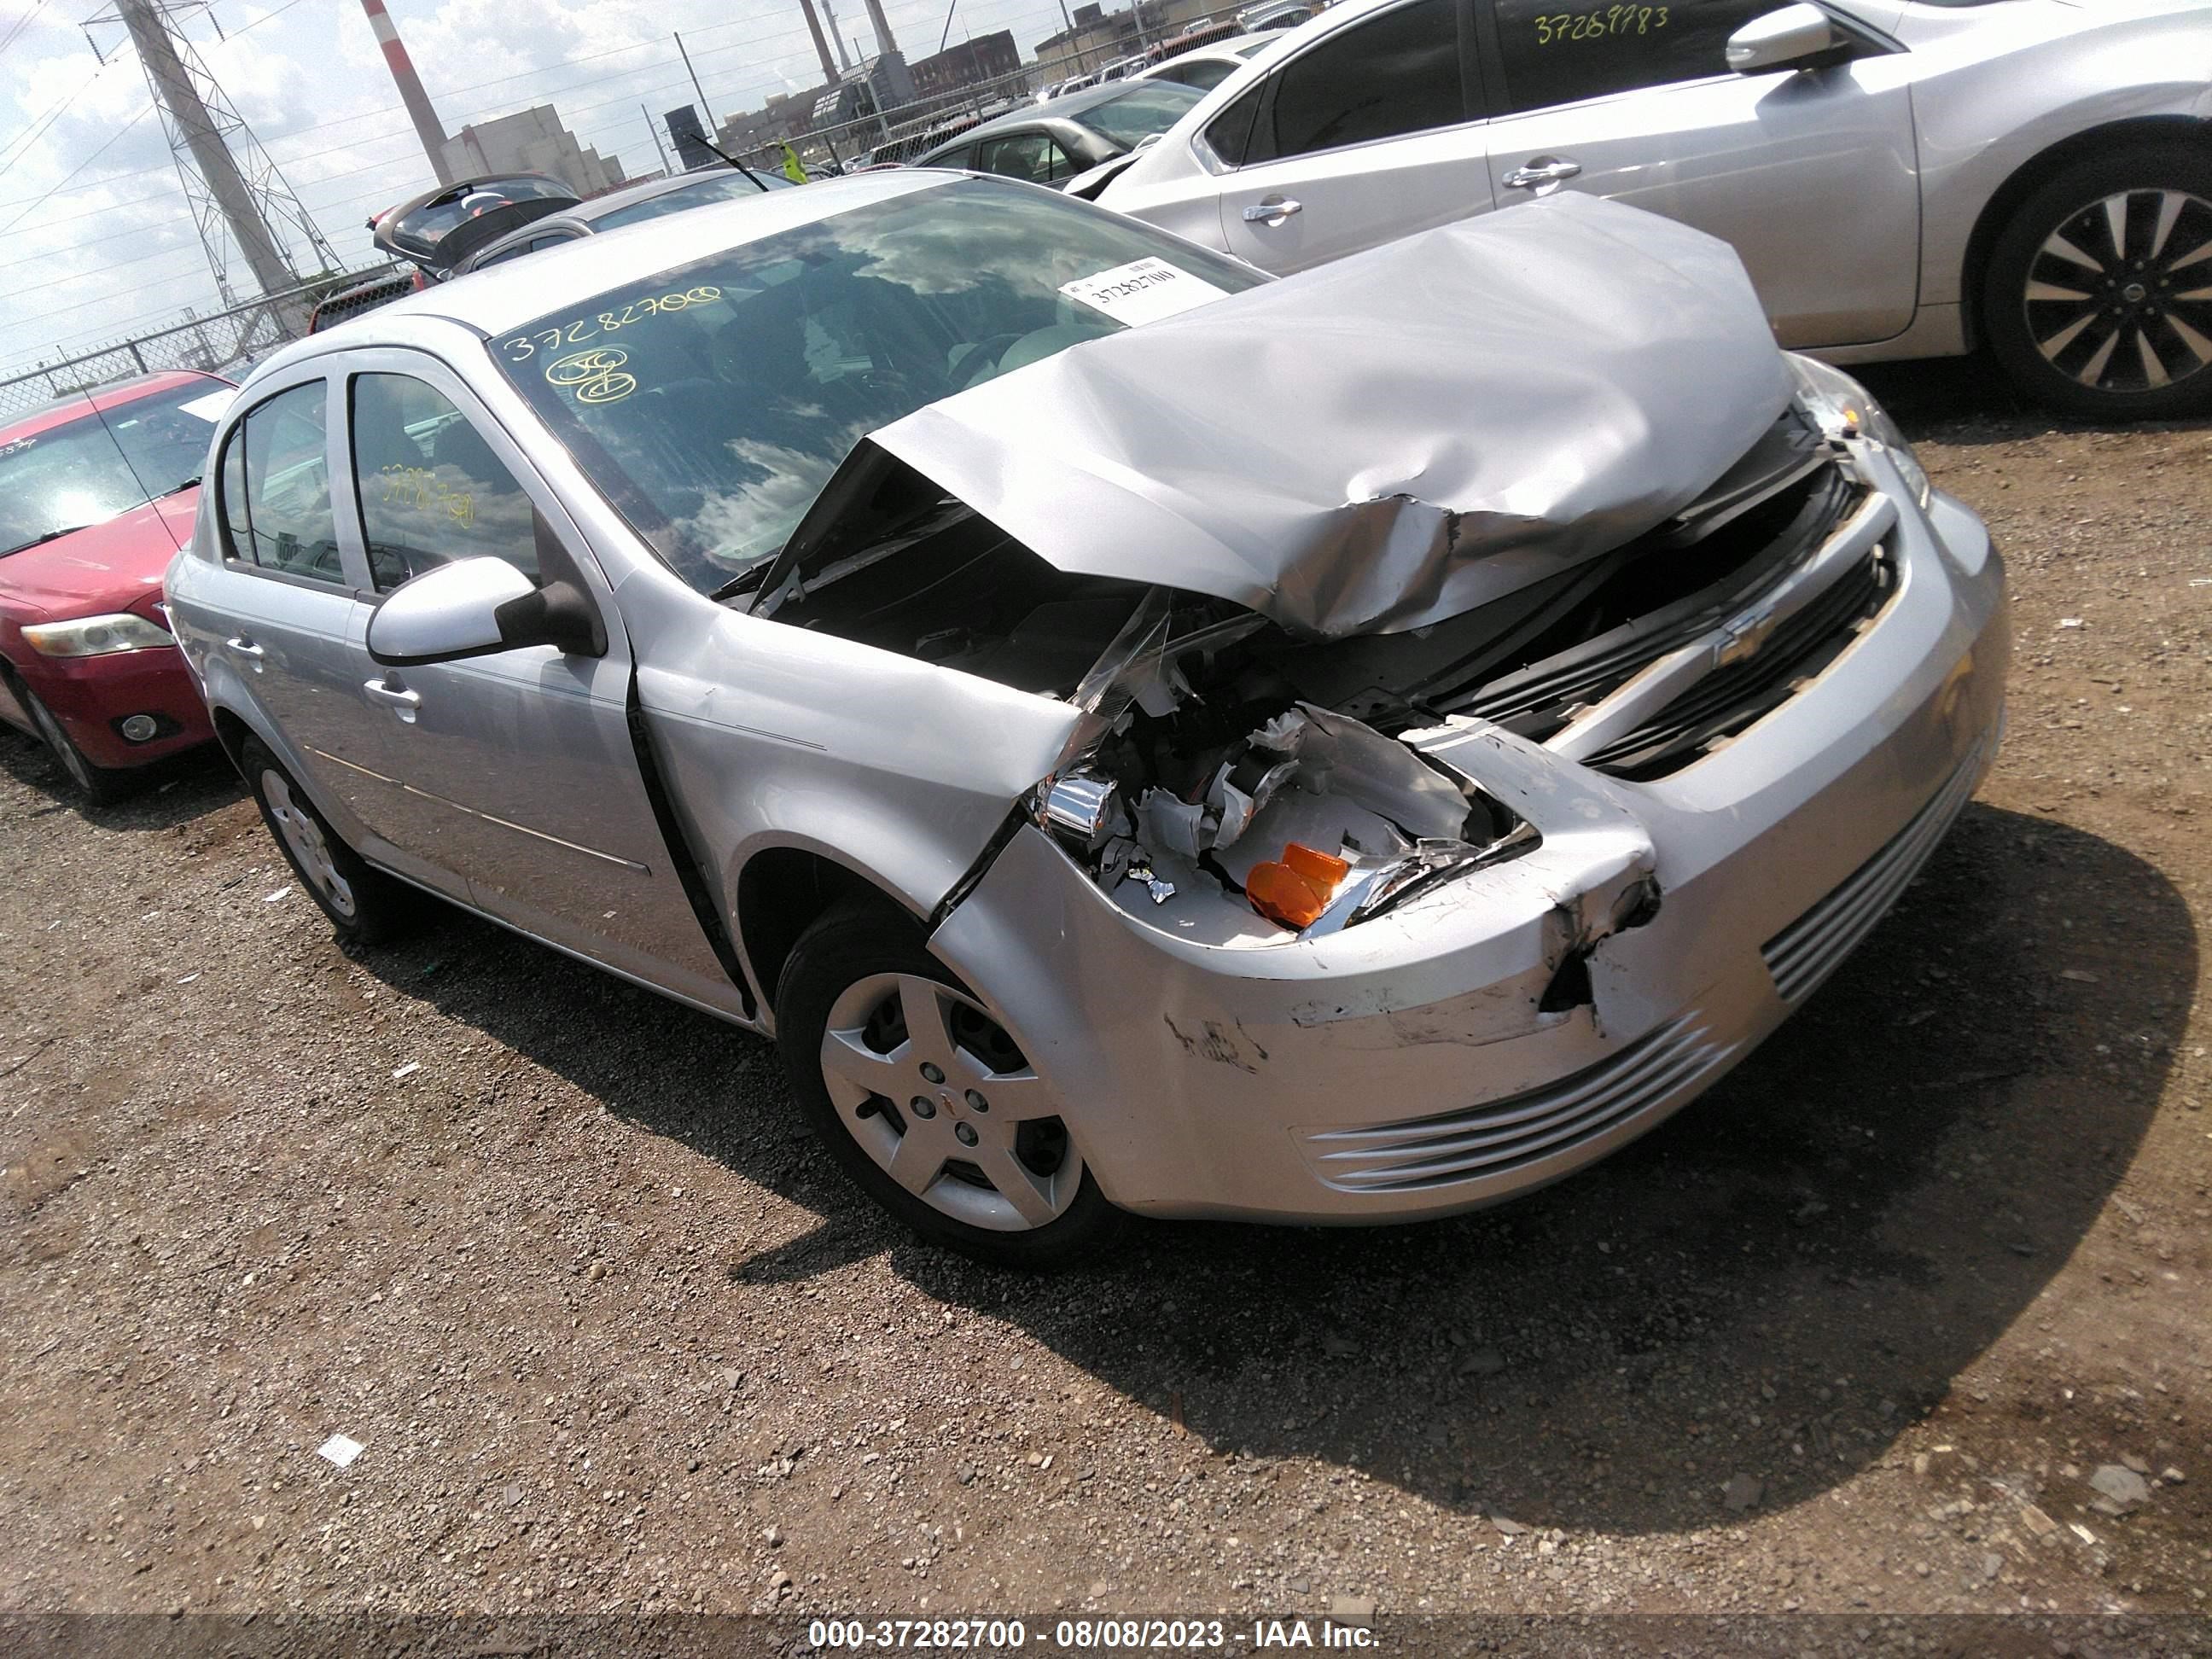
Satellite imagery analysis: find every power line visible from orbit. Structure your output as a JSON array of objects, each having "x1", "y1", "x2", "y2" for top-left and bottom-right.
[
  {"x1": 0, "y1": 103, "x2": 154, "y2": 235},
  {"x1": 0, "y1": 0, "x2": 52, "y2": 59},
  {"x1": 3, "y1": 230, "x2": 209, "y2": 297},
  {"x1": 4, "y1": 0, "x2": 1084, "y2": 336},
  {"x1": 0, "y1": 61, "x2": 113, "y2": 179},
  {"x1": 0, "y1": 206, "x2": 194, "y2": 271}
]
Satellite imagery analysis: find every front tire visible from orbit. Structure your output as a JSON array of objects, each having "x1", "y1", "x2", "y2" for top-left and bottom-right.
[
  {"x1": 240, "y1": 736, "x2": 413, "y2": 945},
  {"x1": 1983, "y1": 147, "x2": 2212, "y2": 420},
  {"x1": 17, "y1": 680, "x2": 128, "y2": 806},
  {"x1": 776, "y1": 899, "x2": 1119, "y2": 1268}
]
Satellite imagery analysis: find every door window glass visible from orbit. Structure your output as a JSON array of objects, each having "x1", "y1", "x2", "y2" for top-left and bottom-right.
[
  {"x1": 1203, "y1": 81, "x2": 1268, "y2": 166},
  {"x1": 349, "y1": 374, "x2": 540, "y2": 592},
  {"x1": 976, "y1": 131, "x2": 1079, "y2": 184},
  {"x1": 218, "y1": 382, "x2": 344, "y2": 583},
  {"x1": 1493, "y1": 0, "x2": 1774, "y2": 113},
  {"x1": 1254, "y1": 0, "x2": 1462, "y2": 162}
]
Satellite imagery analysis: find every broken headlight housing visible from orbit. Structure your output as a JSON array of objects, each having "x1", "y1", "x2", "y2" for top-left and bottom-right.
[{"x1": 1789, "y1": 354, "x2": 1930, "y2": 510}]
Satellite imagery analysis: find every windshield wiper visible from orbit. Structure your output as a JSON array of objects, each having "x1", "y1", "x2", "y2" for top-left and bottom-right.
[
  {"x1": 160, "y1": 476, "x2": 201, "y2": 497},
  {"x1": 709, "y1": 557, "x2": 777, "y2": 603},
  {"x1": 2, "y1": 524, "x2": 96, "y2": 556}
]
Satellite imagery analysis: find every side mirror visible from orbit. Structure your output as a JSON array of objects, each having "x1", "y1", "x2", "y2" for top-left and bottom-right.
[
  {"x1": 1726, "y1": 3, "x2": 1842, "y2": 73},
  {"x1": 367, "y1": 556, "x2": 606, "y2": 667}
]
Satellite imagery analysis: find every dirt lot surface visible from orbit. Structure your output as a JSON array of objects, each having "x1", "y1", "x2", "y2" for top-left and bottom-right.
[{"x1": 1, "y1": 365, "x2": 2207, "y2": 1639}]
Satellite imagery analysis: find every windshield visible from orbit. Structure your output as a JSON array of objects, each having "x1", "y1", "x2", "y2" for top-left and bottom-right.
[
  {"x1": 592, "y1": 170, "x2": 789, "y2": 231},
  {"x1": 494, "y1": 177, "x2": 1266, "y2": 594},
  {"x1": 0, "y1": 378, "x2": 229, "y2": 556},
  {"x1": 1076, "y1": 82, "x2": 1206, "y2": 150}
]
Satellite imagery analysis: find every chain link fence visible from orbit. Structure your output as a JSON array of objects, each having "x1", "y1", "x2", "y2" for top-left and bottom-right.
[
  {"x1": 3, "y1": 20, "x2": 1237, "y2": 424},
  {"x1": 0, "y1": 265, "x2": 403, "y2": 423},
  {"x1": 719, "y1": 25, "x2": 1242, "y2": 178}
]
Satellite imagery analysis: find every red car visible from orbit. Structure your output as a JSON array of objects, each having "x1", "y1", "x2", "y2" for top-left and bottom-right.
[{"x1": 0, "y1": 370, "x2": 232, "y2": 801}]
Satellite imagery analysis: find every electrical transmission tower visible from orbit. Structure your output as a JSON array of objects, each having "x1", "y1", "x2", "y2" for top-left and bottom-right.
[{"x1": 87, "y1": 0, "x2": 340, "y2": 308}]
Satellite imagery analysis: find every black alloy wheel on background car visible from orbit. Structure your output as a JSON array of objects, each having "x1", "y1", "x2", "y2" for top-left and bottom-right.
[{"x1": 1985, "y1": 146, "x2": 2212, "y2": 421}]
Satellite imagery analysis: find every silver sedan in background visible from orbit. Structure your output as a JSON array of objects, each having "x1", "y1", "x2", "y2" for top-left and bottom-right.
[
  {"x1": 166, "y1": 175, "x2": 2006, "y2": 1265},
  {"x1": 1098, "y1": 0, "x2": 2212, "y2": 419}
]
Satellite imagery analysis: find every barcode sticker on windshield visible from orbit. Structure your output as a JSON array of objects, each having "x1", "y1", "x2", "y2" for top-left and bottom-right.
[
  {"x1": 176, "y1": 390, "x2": 237, "y2": 424},
  {"x1": 1059, "y1": 258, "x2": 1229, "y2": 327}
]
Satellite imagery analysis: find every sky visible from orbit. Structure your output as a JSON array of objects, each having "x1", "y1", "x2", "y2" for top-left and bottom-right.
[{"x1": 0, "y1": 0, "x2": 1099, "y2": 375}]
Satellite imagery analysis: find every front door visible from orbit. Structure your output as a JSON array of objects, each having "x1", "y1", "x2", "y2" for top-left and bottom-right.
[
  {"x1": 336, "y1": 356, "x2": 727, "y2": 996},
  {"x1": 1477, "y1": 0, "x2": 1922, "y2": 347},
  {"x1": 1213, "y1": 0, "x2": 1498, "y2": 275}
]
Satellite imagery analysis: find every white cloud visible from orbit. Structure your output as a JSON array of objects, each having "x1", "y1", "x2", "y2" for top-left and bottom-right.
[{"x1": 0, "y1": 0, "x2": 1102, "y2": 376}]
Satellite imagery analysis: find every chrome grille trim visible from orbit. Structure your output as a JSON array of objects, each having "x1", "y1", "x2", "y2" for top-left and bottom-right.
[
  {"x1": 1761, "y1": 741, "x2": 1987, "y2": 1004},
  {"x1": 1301, "y1": 1016, "x2": 1738, "y2": 1193}
]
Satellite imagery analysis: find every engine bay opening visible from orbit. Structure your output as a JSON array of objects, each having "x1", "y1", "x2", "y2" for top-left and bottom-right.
[{"x1": 753, "y1": 409, "x2": 1869, "y2": 940}]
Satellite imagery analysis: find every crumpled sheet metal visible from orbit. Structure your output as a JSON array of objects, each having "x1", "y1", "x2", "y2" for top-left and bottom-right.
[{"x1": 869, "y1": 193, "x2": 1795, "y2": 640}]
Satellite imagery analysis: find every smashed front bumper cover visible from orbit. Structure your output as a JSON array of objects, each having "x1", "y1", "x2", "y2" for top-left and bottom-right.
[{"x1": 928, "y1": 459, "x2": 2009, "y2": 1223}]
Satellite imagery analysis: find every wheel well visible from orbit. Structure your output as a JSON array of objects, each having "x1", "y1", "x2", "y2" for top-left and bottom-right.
[
  {"x1": 207, "y1": 706, "x2": 254, "y2": 775},
  {"x1": 1961, "y1": 117, "x2": 2212, "y2": 350},
  {"x1": 736, "y1": 848, "x2": 911, "y2": 1012}
]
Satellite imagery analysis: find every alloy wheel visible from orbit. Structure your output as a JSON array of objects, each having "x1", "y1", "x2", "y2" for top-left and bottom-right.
[
  {"x1": 2023, "y1": 188, "x2": 2212, "y2": 394},
  {"x1": 260, "y1": 768, "x2": 357, "y2": 918},
  {"x1": 818, "y1": 972, "x2": 1082, "y2": 1233}
]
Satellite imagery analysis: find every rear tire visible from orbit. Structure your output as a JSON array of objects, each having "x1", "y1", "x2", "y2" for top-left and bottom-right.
[
  {"x1": 18, "y1": 681, "x2": 128, "y2": 806},
  {"x1": 240, "y1": 736, "x2": 414, "y2": 946},
  {"x1": 1982, "y1": 146, "x2": 2212, "y2": 420},
  {"x1": 776, "y1": 898, "x2": 1119, "y2": 1268}
]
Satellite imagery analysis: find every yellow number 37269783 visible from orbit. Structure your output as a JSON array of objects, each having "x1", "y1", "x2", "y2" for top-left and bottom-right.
[{"x1": 1532, "y1": 3, "x2": 1668, "y2": 44}]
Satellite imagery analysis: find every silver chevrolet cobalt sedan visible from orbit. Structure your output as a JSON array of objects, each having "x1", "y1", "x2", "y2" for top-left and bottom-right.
[{"x1": 167, "y1": 174, "x2": 2008, "y2": 1264}]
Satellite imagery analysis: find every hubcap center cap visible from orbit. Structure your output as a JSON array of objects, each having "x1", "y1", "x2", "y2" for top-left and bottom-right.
[{"x1": 2122, "y1": 281, "x2": 2149, "y2": 304}]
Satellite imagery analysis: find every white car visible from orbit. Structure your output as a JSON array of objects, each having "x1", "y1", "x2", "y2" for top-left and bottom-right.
[
  {"x1": 1138, "y1": 32, "x2": 1289, "y2": 94},
  {"x1": 1100, "y1": 0, "x2": 2212, "y2": 418}
]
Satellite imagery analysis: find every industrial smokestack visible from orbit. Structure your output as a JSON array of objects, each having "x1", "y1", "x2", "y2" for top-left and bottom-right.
[
  {"x1": 862, "y1": 0, "x2": 899, "y2": 56},
  {"x1": 795, "y1": 0, "x2": 839, "y2": 83},
  {"x1": 359, "y1": 0, "x2": 453, "y2": 184}
]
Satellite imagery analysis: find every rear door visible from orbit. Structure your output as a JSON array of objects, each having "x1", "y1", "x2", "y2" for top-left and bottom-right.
[
  {"x1": 185, "y1": 373, "x2": 407, "y2": 856},
  {"x1": 337, "y1": 352, "x2": 725, "y2": 992},
  {"x1": 1476, "y1": 0, "x2": 1922, "y2": 346},
  {"x1": 1212, "y1": 0, "x2": 1496, "y2": 274}
]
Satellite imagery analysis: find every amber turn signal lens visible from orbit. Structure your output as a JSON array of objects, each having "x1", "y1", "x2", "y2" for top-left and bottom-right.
[
  {"x1": 1247, "y1": 841, "x2": 1351, "y2": 929},
  {"x1": 1284, "y1": 842, "x2": 1349, "y2": 884}
]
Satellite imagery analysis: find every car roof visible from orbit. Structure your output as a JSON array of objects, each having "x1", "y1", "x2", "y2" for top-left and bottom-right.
[
  {"x1": 0, "y1": 370, "x2": 228, "y2": 445},
  {"x1": 256, "y1": 170, "x2": 952, "y2": 363},
  {"x1": 570, "y1": 166, "x2": 770, "y2": 223},
  {"x1": 458, "y1": 169, "x2": 781, "y2": 270},
  {"x1": 943, "y1": 80, "x2": 1158, "y2": 147}
]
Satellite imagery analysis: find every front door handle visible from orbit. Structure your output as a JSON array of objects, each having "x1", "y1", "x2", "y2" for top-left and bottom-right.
[
  {"x1": 364, "y1": 677, "x2": 421, "y2": 723},
  {"x1": 1242, "y1": 196, "x2": 1302, "y2": 224},
  {"x1": 1503, "y1": 156, "x2": 1582, "y2": 193},
  {"x1": 224, "y1": 635, "x2": 264, "y2": 660}
]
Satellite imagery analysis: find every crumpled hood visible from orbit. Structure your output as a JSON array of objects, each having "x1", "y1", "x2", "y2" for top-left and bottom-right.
[{"x1": 868, "y1": 193, "x2": 1794, "y2": 640}]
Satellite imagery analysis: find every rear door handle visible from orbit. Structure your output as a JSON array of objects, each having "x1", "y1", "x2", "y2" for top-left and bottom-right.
[
  {"x1": 1242, "y1": 196, "x2": 1302, "y2": 224},
  {"x1": 1503, "y1": 157, "x2": 1582, "y2": 193},
  {"x1": 224, "y1": 635, "x2": 264, "y2": 659},
  {"x1": 364, "y1": 677, "x2": 421, "y2": 722}
]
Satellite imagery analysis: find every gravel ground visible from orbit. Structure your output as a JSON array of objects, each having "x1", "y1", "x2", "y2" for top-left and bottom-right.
[{"x1": 0, "y1": 364, "x2": 2206, "y2": 1634}]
